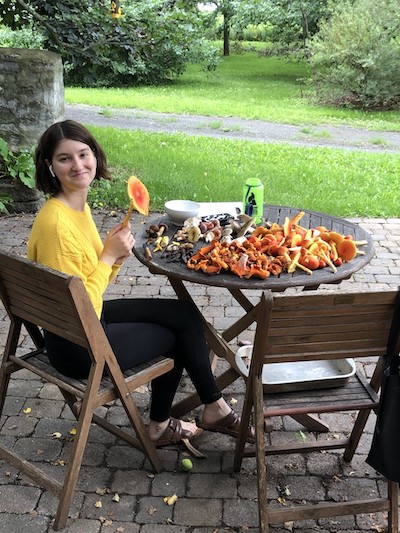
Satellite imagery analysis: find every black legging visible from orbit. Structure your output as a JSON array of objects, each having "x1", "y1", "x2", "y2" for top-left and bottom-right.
[{"x1": 44, "y1": 298, "x2": 222, "y2": 421}]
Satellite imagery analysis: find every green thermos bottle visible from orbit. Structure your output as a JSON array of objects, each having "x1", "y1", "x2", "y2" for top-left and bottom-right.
[{"x1": 242, "y1": 178, "x2": 264, "y2": 224}]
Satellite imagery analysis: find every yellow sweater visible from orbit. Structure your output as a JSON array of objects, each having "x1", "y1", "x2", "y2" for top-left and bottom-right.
[{"x1": 27, "y1": 197, "x2": 120, "y2": 318}]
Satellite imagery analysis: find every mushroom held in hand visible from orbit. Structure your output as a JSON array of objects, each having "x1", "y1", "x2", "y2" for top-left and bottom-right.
[{"x1": 122, "y1": 175, "x2": 150, "y2": 227}]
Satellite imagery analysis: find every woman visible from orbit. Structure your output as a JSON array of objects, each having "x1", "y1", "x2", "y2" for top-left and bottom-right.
[{"x1": 27, "y1": 120, "x2": 255, "y2": 447}]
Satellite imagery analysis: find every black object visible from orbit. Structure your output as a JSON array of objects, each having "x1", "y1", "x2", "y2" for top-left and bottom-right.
[
  {"x1": 366, "y1": 288, "x2": 400, "y2": 482},
  {"x1": 201, "y1": 213, "x2": 233, "y2": 226}
]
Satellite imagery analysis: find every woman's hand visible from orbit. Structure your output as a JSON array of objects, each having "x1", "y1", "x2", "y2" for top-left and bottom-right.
[{"x1": 100, "y1": 222, "x2": 136, "y2": 267}]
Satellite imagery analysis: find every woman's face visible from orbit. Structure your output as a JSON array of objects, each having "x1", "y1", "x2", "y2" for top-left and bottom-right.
[{"x1": 51, "y1": 139, "x2": 97, "y2": 194}]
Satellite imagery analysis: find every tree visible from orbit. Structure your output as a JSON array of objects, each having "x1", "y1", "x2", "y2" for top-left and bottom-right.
[
  {"x1": 2, "y1": 0, "x2": 219, "y2": 87},
  {"x1": 309, "y1": 0, "x2": 400, "y2": 109},
  {"x1": 205, "y1": 0, "x2": 240, "y2": 56}
]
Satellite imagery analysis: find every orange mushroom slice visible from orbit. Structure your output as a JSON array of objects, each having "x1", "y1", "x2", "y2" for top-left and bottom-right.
[{"x1": 122, "y1": 175, "x2": 150, "y2": 227}]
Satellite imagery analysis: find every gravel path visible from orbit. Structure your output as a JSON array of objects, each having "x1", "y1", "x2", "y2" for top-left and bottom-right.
[{"x1": 66, "y1": 103, "x2": 400, "y2": 153}]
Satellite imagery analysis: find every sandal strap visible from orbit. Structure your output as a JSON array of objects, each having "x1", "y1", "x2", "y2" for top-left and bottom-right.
[{"x1": 153, "y1": 417, "x2": 202, "y2": 448}]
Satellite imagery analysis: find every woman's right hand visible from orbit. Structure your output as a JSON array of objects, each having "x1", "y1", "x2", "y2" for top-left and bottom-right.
[{"x1": 100, "y1": 222, "x2": 135, "y2": 267}]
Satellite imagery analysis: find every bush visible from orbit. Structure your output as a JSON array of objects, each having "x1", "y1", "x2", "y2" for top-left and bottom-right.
[
  {"x1": 0, "y1": 25, "x2": 45, "y2": 48},
  {"x1": 309, "y1": 0, "x2": 400, "y2": 109},
  {"x1": 14, "y1": 0, "x2": 219, "y2": 87}
]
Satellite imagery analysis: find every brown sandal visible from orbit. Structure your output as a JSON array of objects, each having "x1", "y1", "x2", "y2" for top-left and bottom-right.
[
  {"x1": 196, "y1": 409, "x2": 256, "y2": 443},
  {"x1": 152, "y1": 417, "x2": 203, "y2": 448}
]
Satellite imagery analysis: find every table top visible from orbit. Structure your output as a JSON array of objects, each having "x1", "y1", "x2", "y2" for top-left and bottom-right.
[{"x1": 134, "y1": 204, "x2": 375, "y2": 291}]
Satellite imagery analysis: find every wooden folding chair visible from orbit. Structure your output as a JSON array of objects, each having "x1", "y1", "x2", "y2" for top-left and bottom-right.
[
  {"x1": 234, "y1": 289, "x2": 399, "y2": 533},
  {"x1": 0, "y1": 250, "x2": 174, "y2": 530}
]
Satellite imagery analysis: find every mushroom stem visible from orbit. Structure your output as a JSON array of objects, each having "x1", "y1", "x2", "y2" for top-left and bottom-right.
[{"x1": 122, "y1": 201, "x2": 134, "y2": 228}]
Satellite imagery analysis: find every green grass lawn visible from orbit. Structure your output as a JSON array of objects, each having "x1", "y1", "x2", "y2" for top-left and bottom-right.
[
  {"x1": 88, "y1": 126, "x2": 400, "y2": 218},
  {"x1": 66, "y1": 52, "x2": 400, "y2": 131}
]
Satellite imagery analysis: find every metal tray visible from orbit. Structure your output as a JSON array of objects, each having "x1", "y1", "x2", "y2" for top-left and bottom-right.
[{"x1": 235, "y1": 345, "x2": 356, "y2": 393}]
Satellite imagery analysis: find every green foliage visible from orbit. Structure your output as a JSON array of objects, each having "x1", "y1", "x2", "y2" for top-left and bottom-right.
[
  {"x1": 0, "y1": 24, "x2": 45, "y2": 48},
  {"x1": 0, "y1": 138, "x2": 36, "y2": 189},
  {"x1": 225, "y1": 0, "x2": 331, "y2": 49},
  {"x1": 8, "y1": 0, "x2": 219, "y2": 87},
  {"x1": 309, "y1": 0, "x2": 400, "y2": 109}
]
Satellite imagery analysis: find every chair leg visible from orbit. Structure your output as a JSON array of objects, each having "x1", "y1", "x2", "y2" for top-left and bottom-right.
[
  {"x1": 0, "y1": 322, "x2": 21, "y2": 416},
  {"x1": 254, "y1": 375, "x2": 270, "y2": 533},
  {"x1": 233, "y1": 374, "x2": 255, "y2": 473},
  {"x1": 343, "y1": 407, "x2": 372, "y2": 462},
  {"x1": 53, "y1": 364, "x2": 104, "y2": 530},
  {"x1": 388, "y1": 481, "x2": 399, "y2": 533}
]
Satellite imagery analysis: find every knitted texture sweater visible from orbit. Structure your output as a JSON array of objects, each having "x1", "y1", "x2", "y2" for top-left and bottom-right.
[{"x1": 27, "y1": 197, "x2": 120, "y2": 318}]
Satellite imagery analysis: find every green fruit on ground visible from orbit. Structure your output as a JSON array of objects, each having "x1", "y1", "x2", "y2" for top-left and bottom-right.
[{"x1": 181, "y1": 458, "x2": 193, "y2": 471}]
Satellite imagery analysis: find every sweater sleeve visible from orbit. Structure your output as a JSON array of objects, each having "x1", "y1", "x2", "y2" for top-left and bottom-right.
[{"x1": 27, "y1": 200, "x2": 119, "y2": 318}]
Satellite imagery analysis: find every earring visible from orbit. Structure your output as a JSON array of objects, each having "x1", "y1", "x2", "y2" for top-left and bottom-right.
[{"x1": 49, "y1": 165, "x2": 56, "y2": 178}]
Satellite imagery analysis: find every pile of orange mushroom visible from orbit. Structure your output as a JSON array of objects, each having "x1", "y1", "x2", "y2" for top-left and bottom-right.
[{"x1": 187, "y1": 211, "x2": 366, "y2": 279}]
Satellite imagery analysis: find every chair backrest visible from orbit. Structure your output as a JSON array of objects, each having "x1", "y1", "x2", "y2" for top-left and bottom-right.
[
  {"x1": 253, "y1": 289, "x2": 399, "y2": 367},
  {"x1": 0, "y1": 249, "x2": 112, "y2": 363}
]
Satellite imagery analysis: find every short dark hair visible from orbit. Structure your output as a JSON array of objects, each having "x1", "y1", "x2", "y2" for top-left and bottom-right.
[{"x1": 35, "y1": 120, "x2": 111, "y2": 194}]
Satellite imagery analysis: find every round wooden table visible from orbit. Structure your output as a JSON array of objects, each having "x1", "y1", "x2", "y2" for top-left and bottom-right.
[
  {"x1": 134, "y1": 204, "x2": 375, "y2": 420},
  {"x1": 134, "y1": 204, "x2": 374, "y2": 292}
]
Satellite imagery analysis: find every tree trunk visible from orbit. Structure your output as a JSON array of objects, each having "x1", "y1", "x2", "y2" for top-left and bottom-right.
[{"x1": 223, "y1": 13, "x2": 230, "y2": 56}]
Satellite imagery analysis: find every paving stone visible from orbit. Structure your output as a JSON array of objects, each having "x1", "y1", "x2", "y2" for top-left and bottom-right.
[
  {"x1": 150, "y1": 471, "x2": 187, "y2": 497},
  {"x1": 1, "y1": 414, "x2": 38, "y2": 436},
  {"x1": 106, "y1": 445, "x2": 146, "y2": 470},
  {"x1": 134, "y1": 495, "x2": 172, "y2": 524},
  {"x1": 100, "y1": 522, "x2": 140, "y2": 532},
  {"x1": 223, "y1": 497, "x2": 259, "y2": 529},
  {"x1": 0, "y1": 485, "x2": 42, "y2": 512},
  {"x1": 81, "y1": 492, "x2": 136, "y2": 522},
  {"x1": 14, "y1": 437, "x2": 62, "y2": 462},
  {"x1": 0, "y1": 512, "x2": 50, "y2": 533},
  {"x1": 61, "y1": 518, "x2": 101, "y2": 533},
  {"x1": 37, "y1": 489, "x2": 85, "y2": 519},
  {"x1": 140, "y1": 525, "x2": 184, "y2": 533},
  {"x1": 187, "y1": 473, "x2": 237, "y2": 498},
  {"x1": 173, "y1": 497, "x2": 222, "y2": 526}
]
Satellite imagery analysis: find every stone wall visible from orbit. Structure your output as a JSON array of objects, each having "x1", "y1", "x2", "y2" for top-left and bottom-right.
[{"x1": 0, "y1": 47, "x2": 64, "y2": 151}]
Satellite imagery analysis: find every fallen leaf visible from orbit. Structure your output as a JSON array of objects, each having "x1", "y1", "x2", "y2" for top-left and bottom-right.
[
  {"x1": 36, "y1": 449, "x2": 44, "y2": 455},
  {"x1": 99, "y1": 516, "x2": 113, "y2": 525},
  {"x1": 52, "y1": 432, "x2": 62, "y2": 439},
  {"x1": 69, "y1": 427, "x2": 77, "y2": 435},
  {"x1": 298, "y1": 430, "x2": 307, "y2": 442},
  {"x1": 112, "y1": 493, "x2": 120, "y2": 502},
  {"x1": 229, "y1": 397, "x2": 238, "y2": 405},
  {"x1": 116, "y1": 527, "x2": 125, "y2": 532},
  {"x1": 23, "y1": 407, "x2": 31, "y2": 414},
  {"x1": 163, "y1": 493, "x2": 178, "y2": 506},
  {"x1": 148, "y1": 505, "x2": 157, "y2": 515},
  {"x1": 96, "y1": 487, "x2": 110, "y2": 495},
  {"x1": 277, "y1": 497, "x2": 287, "y2": 506},
  {"x1": 94, "y1": 500, "x2": 102, "y2": 508},
  {"x1": 284, "y1": 521, "x2": 294, "y2": 531},
  {"x1": 166, "y1": 518, "x2": 174, "y2": 525}
]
